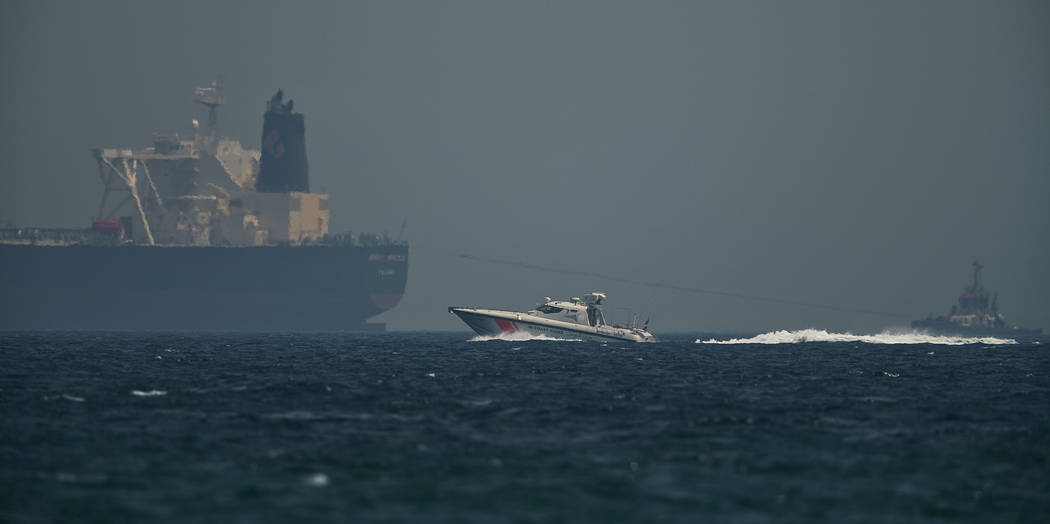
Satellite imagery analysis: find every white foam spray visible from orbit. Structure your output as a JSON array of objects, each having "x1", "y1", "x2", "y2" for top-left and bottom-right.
[
  {"x1": 131, "y1": 389, "x2": 168, "y2": 397},
  {"x1": 43, "y1": 394, "x2": 85, "y2": 402},
  {"x1": 469, "y1": 332, "x2": 582, "y2": 342},
  {"x1": 697, "y1": 329, "x2": 1016, "y2": 345}
]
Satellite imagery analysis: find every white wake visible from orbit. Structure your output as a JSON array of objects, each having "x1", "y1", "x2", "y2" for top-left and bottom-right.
[
  {"x1": 468, "y1": 332, "x2": 581, "y2": 342},
  {"x1": 696, "y1": 329, "x2": 1016, "y2": 345}
]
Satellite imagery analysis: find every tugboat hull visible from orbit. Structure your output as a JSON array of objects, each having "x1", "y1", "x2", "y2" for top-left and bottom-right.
[{"x1": 910, "y1": 319, "x2": 1041, "y2": 339}]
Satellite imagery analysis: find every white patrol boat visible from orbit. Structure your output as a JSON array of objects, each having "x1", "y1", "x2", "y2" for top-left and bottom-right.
[{"x1": 449, "y1": 292, "x2": 658, "y2": 342}]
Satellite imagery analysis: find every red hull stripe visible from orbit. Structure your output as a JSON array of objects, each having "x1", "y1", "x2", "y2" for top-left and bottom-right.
[{"x1": 494, "y1": 318, "x2": 518, "y2": 334}]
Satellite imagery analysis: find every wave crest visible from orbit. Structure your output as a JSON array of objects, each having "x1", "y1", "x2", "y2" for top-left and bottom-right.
[{"x1": 697, "y1": 329, "x2": 1016, "y2": 345}]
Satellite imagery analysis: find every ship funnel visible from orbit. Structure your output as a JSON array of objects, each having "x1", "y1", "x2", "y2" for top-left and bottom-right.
[{"x1": 257, "y1": 89, "x2": 310, "y2": 193}]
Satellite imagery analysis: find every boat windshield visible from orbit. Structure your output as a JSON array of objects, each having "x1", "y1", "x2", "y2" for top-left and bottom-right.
[{"x1": 536, "y1": 305, "x2": 563, "y2": 314}]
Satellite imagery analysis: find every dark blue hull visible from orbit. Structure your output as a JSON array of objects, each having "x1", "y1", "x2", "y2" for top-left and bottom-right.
[{"x1": 0, "y1": 244, "x2": 407, "y2": 331}]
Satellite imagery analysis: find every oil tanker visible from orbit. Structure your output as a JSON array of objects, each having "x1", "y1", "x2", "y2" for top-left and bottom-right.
[{"x1": 0, "y1": 82, "x2": 407, "y2": 331}]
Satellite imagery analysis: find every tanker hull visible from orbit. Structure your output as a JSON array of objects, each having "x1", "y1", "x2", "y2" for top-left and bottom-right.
[{"x1": 0, "y1": 243, "x2": 407, "y2": 331}]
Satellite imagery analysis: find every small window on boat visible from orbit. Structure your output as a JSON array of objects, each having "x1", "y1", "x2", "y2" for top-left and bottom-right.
[{"x1": 537, "y1": 305, "x2": 563, "y2": 314}]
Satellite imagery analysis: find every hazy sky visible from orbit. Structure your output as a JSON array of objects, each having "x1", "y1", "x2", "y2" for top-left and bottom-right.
[{"x1": 2, "y1": 0, "x2": 1048, "y2": 332}]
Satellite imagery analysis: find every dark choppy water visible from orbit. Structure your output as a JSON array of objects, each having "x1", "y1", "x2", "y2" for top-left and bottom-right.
[{"x1": 1, "y1": 332, "x2": 1048, "y2": 523}]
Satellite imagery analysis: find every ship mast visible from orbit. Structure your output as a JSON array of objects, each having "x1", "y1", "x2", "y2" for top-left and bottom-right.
[
  {"x1": 970, "y1": 259, "x2": 983, "y2": 293},
  {"x1": 194, "y1": 78, "x2": 225, "y2": 143}
]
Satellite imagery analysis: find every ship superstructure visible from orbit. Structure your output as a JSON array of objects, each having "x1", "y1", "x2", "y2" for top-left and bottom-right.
[
  {"x1": 0, "y1": 82, "x2": 407, "y2": 331},
  {"x1": 88, "y1": 85, "x2": 330, "y2": 248}
]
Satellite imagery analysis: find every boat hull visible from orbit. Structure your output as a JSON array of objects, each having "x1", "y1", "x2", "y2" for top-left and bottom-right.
[{"x1": 449, "y1": 307, "x2": 656, "y2": 342}]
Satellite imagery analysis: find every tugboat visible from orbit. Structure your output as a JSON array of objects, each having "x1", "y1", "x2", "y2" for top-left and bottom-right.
[
  {"x1": 450, "y1": 292, "x2": 658, "y2": 342},
  {"x1": 912, "y1": 260, "x2": 1041, "y2": 337}
]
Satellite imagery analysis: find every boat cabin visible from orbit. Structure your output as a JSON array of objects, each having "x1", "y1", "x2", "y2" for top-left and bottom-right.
[{"x1": 528, "y1": 292, "x2": 607, "y2": 327}]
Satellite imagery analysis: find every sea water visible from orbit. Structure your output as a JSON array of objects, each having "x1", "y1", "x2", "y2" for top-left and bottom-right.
[{"x1": 1, "y1": 331, "x2": 1047, "y2": 522}]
